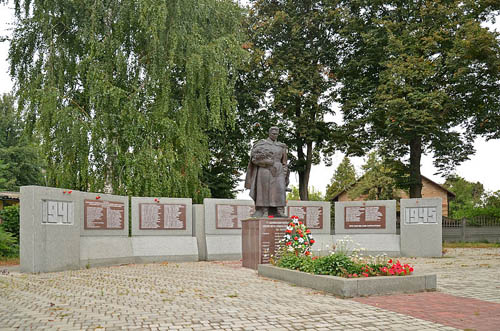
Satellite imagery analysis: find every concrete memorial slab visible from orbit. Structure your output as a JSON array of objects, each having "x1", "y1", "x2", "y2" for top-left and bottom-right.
[
  {"x1": 79, "y1": 192, "x2": 131, "y2": 267},
  {"x1": 335, "y1": 200, "x2": 397, "y2": 234},
  {"x1": 20, "y1": 186, "x2": 82, "y2": 273},
  {"x1": 130, "y1": 197, "x2": 197, "y2": 262},
  {"x1": 203, "y1": 198, "x2": 255, "y2": 260},
  {"x1": 400, "y1": 198, "x2": 442, "y2": 257},
  {"x1": 334, "y1": 200, "x2": 399, "y2": 255}
]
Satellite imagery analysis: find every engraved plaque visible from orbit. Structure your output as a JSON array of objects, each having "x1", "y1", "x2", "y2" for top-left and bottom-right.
[
  {"x1": 84, "y1": 200, "x2": 125, "y2": 230},
  {"x1": 139, "y1": 203, "x2": 186, "y2": 230},
  {"x1": 42, "y1": 200, "x2": 74, "y2": 225},
  {"x1": 260, "y1": 220, "x2": 289, "y2": 264},
  {"x1": 287, "y1": 206, "x2": 323, "y2": 229},
  {"x1": 216, "y1": 204, "x2": 255, "y2": 229},
  {"x1": 344, "y1": 205, "x2": 386, "y2": 229},
  {"x1": 404, "y1": 207, "x2": 437, "y2": 224}
]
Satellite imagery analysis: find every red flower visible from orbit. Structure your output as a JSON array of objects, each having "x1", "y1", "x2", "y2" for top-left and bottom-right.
[
  {"x1": 96, "y1": 196, "x2": 101, "y2": 200},
  {"x1": 286, "y1": 229, "x2": 292, "y2": 234},
  {"x1": 299, "y1": 221, "x2": 303, "y2": 225},
  {"x1": 306, "y1": 229, "x2": 311, "y2": 234},
  {"x1": 362, "y1": 272, "x2": 369, "y2": 277},
  {"x1": 353, "y1": 273, "x2": 358, "y2": 277},
  {"x1": 310, "y1": 239, "x2": 315, "y2": 244},
  {"x1": 286, "y1": 242, "x2": 291, "y2": 246},
  {"x1": 388, "y1": 259, "x2": 393, "y2": 264},
  {"x1": 299, "y1": 234, "x2": 304, "y2": 237},
  {"x1": 294, "y1": 236, "x2": 298, "y2": 240},
  {"x1": 409, "y1": 267, "x2": 414, "y2": 272},
  {"x1": 68, "y1": 190, "x2": 72, "y2": 194},
  {"x1": 305, "y1": 251, "x2": 311, "y2": 256},
  {"x1": 268, "y1": 215, "x2": 274, "y2": 218}
]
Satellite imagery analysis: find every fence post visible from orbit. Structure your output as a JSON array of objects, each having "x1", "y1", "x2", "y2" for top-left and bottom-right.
[{"x1": 461, "y1": 218, "x2": 466, "y2": 242}]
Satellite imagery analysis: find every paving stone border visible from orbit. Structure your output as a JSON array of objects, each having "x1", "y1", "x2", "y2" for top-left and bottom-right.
[{"x1": 258, "y1": 264, "x2": 437, "y2": 298}]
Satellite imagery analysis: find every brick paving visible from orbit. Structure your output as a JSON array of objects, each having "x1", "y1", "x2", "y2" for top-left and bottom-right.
[{"x1": 0, "y1": 247, "x2": 498, "y2": 330}]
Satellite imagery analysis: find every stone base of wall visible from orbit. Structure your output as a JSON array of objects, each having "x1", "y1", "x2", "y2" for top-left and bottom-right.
[{"x1": 258, "y1": 264, "x2": 436, "y2": 298}]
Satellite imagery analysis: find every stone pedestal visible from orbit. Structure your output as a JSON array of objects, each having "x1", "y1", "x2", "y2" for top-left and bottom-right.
[{"x1": 241, "y1": 217, "x2": 290, "y2": 270}]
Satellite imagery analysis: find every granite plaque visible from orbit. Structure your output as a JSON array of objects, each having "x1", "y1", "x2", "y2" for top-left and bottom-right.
[
  {"x1": 287, "y1": 206, "x2": 323, "y2": 229},
  {"x1": 139, "y1": 203, "x2": 186, "y2": 230},
  {"x1": 216, "y1": 204, "x2": 255, "y2": 229},
  {"x1": 260, "y1": 220, "x2": 289, "y2": 264},
  {"x1": 404, "y1": 206, "x2": 437, "y2": 224},
  {"x1": 84, "y1": 199, "x2": 125, "y2": 229},
  {"x1": 344, "y1": 205, "x2": 386, "y2": 229},
  {"x1": 42, "y1": 200, "x2": 74, "y2": 225}
]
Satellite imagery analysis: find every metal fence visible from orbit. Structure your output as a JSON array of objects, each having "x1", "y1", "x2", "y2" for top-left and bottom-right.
[{"x1": 442, "y1": 216, "x2": 500, "y2": 243}]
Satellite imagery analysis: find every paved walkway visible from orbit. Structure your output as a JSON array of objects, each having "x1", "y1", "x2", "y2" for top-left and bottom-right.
[{"x1": 0, "y1": 248, "x2": 499, "y2": 330}]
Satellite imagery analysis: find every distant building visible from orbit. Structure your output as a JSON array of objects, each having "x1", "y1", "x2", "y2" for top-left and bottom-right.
[
  {"x1": 0, "y1": 191, "x2": 20, "y2": 211},
  {"x1": 330, "y1": 175, "x2": 456, "y2": 217}
]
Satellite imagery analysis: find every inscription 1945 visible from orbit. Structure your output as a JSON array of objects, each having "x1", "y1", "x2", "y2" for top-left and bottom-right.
[{"x1": 404, "y1": 207, "x2": 437, "y2": 224}]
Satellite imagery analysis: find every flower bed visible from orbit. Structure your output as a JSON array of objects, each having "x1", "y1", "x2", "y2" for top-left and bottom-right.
[
  {"x1": 263, "y1": 227, "x2": 436, "y2": 297},
  {"x1": 258, "y1": 264, "x2": 436, "y2": 298}
]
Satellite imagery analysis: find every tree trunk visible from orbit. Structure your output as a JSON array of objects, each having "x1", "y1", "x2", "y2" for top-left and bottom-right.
[
  {"x1": 409, "y1": 136, "x2": 423, "y2": 198},
  {"x1": 298, "y1": 141, "x2": 313, "y2": 200}
]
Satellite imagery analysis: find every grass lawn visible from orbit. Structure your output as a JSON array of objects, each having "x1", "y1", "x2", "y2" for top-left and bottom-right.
[{"x1": 443, "y1": 242, "x2": 500, "y2": 248}]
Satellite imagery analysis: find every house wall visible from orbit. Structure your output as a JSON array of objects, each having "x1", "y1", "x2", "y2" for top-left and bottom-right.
[{"x1": 336, "y1": 177, "x2": 450, "y2": 217}]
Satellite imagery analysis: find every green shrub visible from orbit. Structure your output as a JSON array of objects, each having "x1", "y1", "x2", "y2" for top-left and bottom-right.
[
  {"x1": 0, "y1": 204, "x2": 20, "y2": 242},
  {"x1": 0, "y1": 226, "x2": 18, "y2": 257},
  {"x1": 312, "y1": 253, "x2": 354, "y2": 276}
]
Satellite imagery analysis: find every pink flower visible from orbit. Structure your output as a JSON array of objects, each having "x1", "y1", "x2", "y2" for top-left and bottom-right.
[{"x1": 362, "y1": 272, "x2": 369, "y2": 277}]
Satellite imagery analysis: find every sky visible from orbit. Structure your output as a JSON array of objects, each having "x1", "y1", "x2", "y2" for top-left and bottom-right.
[{"x1": 0, "y1": 4, "x2": 499, "y2": 197}]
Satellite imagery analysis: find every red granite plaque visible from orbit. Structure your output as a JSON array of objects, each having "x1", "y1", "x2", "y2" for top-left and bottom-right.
[
  {"x1": 344, "y1": 205, "x2": 386, "y2": 229},
  {"x1": 139, "y1": 203, "x2": 186, "y2": 230},
  {"x1": 216, "y1": 204, "x2": 255, "y2": 229},
  {"x1": 242, "y1": 218, "x2": 290, "y2": 270},
  {"x1": 84, "y1": 199, "x2": 125, "y2": 230},
  {"x1": 287, "y1": 206, "x2": 323, "y2": 229}
]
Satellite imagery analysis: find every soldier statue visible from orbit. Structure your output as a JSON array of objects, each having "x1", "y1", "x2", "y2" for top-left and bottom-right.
[{"x1": 244, "y1": 126, "x2": 289, "y2": 217}]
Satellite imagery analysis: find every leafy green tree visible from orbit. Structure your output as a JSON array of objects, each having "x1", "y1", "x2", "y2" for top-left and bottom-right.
[
  {"x1": 0, "y1": 204, "x2": 19, "y2": 243},
  {"x1": 336, "y1": 0, "x2": 500, "y2": 198},
  {"x1": 0, "y1": 93, "x2": 43, "y2": 191},
  {"x1": 325, "y1": 157, "x2": 357, "y2": 201},
  {"x1": 348, "y1": 152, "x2": 399, "y2": 201},
  {"x1": 247, "y1": 0, "x2": 340, "y2": 200},
  {"x1": 0, "y1": 227, "x2": 17, "y2": 257},
  {"x1": 286, "y1": 185, "x2": 324, "y2": 201},
  {"x1": 8, "y1": 0, "x2": 247, "y2": 201},
  {"x1": 442, "y1": 175, "x2": 497, "y2": 219},
  {"x1": 484, "y1": 190, "x2": 500, "y2": 209}
]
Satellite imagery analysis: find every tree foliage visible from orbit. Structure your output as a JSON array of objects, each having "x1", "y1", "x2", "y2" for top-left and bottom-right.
[
  {"x1": 336, "y1": 0, "x2": 500, "y2": 198},
  {"x1": 286, "y1": 185, "x2": 324, "y2": 201},
  {"x1": 247, "y1": 0, "x2": 340, "y2": 200},
  {"x1": 0, "y1": 204, "x2": 19, "y2": 243},
  {"x1": 348, "y1": 152, "x2": 400, "y2": 201},
  {"x1": 325, "y1": 156, "x2": 357, "y2": 201},
  {"x1": 8, "y1": 0, "x2": 247, "y2": 201},
  {"x1": 0, "y1": 93, "x2": 43, "y2": 191},
  {"x1": 443, "y1": 175, "x2": 500, "y2": 219}
]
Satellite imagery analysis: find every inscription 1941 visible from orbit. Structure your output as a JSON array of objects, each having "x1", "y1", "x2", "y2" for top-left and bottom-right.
[
  {"x1": 42, "y1": 200, "x2": 74, "y2": 225},
  {"x1": 344, "y1": 205, "x2": 386, "y2": 229},
  {"x1": 139, "y1": 203, "x2": 187, "y2": 230},
  {"x1": 84, "y1": 200, "x2": 125, "y2": 230}
]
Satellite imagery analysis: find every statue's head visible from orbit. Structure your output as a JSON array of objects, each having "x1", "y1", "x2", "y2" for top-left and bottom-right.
[{"x1": 269, "y1": 126, "x2": 279, "y2": 141}]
